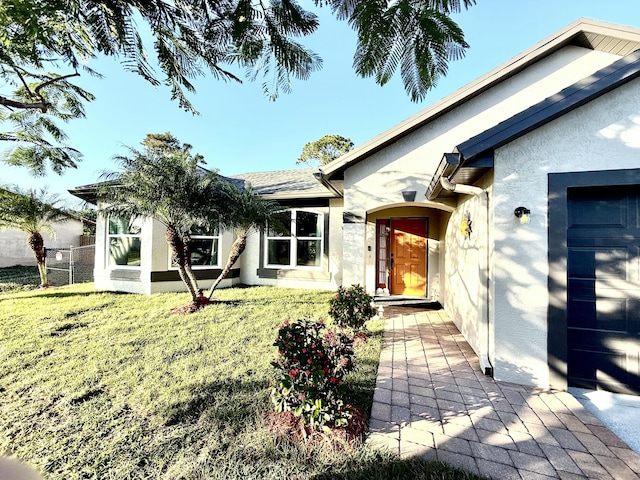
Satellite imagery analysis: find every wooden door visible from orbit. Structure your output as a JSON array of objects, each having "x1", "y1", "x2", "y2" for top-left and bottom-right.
[{"x1": 390, "y1": 218, "x2": 427, "y2": 296}]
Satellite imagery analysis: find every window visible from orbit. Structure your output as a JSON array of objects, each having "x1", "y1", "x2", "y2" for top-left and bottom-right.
[
  {"x1": 108, "y1": 216, "x2": 142, "y2": 267},
  {"x1": 171, "y1": 226, "x2": 220, "y2": 268},
  {"x1": 266, "y1": 210, "x2": 323, "y2": 268}
]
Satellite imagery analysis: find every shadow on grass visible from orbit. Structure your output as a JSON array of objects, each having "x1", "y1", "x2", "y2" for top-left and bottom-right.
[
  {"x1": 163, "y1": 377, "x2": 269, "y2": 427},
  {"x1": 311, "y1": 454, "x2": 487, "y2": 480}
]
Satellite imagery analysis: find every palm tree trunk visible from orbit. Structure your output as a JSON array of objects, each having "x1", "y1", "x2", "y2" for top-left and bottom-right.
[
  {"x1": 207, "y1": 230, "x2": 247, "y2": 300},
  {"x1": 165, "y1": 227, "x2": 198, "y2": 302},
  {"x1": 27, "y1": 231, "x2": 48, "y2": 287},
  {"x1": 182, "y1": 233, "x2": 200, "y2": 299}
]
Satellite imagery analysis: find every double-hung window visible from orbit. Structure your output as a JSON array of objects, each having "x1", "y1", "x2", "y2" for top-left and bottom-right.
[
  {"x1": 266, "y1": 210, "x2": 323, "y2": 268},
  {"x1": 184, "y1": 226, "x2": 221, "y2": 268},
  {"x1": 108, "y1": 216, "x2": 142, "y2": 267}
]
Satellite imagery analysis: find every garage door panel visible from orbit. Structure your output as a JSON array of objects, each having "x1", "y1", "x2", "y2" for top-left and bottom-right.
[
  {"x1": 567, "y1": 186, "x2": 640, "y2": 393},
  {"x1": 568, "y1": 346, "x2": 640, "y2": 394},
  {"x1": 568, "y1": 297, "x2": 629, "y2": 331}
]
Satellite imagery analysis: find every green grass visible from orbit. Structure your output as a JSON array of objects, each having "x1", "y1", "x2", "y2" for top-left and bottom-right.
[{"x1": 0, "y1": 283, "x2": 485, "y2": 480}]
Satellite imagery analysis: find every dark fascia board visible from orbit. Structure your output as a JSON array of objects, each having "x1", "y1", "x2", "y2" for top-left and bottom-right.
[
  {"x1": 456, "y1": 49, "x2": 640, "y2": 161},
  {"x1": 427, "y1": 50, "x2": 640, "y2": 201},
  {"x1": 426, "y1": 151, "x2": 494, "y2": 200},
  {"x1": 321, "y1": 19, "x2": 640, "y2": 181}
]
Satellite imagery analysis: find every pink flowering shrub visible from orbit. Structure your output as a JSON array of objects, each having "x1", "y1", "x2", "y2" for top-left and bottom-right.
[
  {"x1": 270, "y1": 317, "x2": 354, "y2": 429},
  {"x1": 328, "y1": 284, "x2": 377, "y2": 330}
]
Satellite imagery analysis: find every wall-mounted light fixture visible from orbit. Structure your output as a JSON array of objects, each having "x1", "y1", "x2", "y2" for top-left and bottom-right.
[
  {"x1": 402, "y1": 190, "x2": 417, "y2": 202},
  {"x1": 514, "y1": 206, "x2": 531, "y2": 224}
]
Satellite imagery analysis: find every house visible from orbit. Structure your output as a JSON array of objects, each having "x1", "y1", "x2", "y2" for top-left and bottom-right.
[
  {"x1": 71, "y1": 18, "x2": 640, "y2": 395},
  {"x1": 0, "y1": 218, "x2": 85, "y2": 268}
]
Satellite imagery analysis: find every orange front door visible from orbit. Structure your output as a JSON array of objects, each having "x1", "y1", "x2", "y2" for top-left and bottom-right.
[{"x1": 390, "y1": 218, "x2": 427, "y2": 296}]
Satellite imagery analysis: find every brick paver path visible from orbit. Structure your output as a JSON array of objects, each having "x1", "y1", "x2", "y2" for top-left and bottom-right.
[{"x1": 367, "y1": 308, "x2": 640, "y2": 479}]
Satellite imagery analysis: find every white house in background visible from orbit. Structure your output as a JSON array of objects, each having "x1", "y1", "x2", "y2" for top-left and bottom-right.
[
  {"x1": 0, "y1": 219, "x2": 84, "y2": 268},
  {"x1": 71, "y1": 19, "x2": 640, "y2": 395}
]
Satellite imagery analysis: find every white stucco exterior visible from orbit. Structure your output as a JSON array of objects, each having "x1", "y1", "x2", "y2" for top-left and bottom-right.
[
  {"x1": 77, "y1": 19, "x2": 640, "y2": 393},
  {"x1": 489, "y1": 77, "x2": 640, "y2": 387},
  {"x1": 339, "y1": 47, "x2": 622, "y2": 297},
  {"x1": 93, "y1": 213, "x2": 239, "y2": 295}
]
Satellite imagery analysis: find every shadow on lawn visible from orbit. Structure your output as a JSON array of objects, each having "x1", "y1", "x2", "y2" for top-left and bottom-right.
[
  {"x1": 2, "y1": 289, "x2": 131, "y2": 300},
  {"x1": 163, "y1": 377, "x2": 269, "y2": 427},
  {"x1": 311, "y1": 454, "x2": 485, "y2": 480}
]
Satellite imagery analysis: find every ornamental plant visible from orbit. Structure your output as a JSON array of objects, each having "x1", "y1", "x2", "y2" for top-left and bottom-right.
[
  {"x1": 270, "y1": 317, "x2": 354, "y2": 430},
  {"x1": 328, "y1": 284, "x2": 377, "y2": 330}
]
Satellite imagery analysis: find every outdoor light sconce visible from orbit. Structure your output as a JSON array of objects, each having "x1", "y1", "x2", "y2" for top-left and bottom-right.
[
  {"x1": 514, "y1": 206, "x2": 531, "y2": 224},
  {"x1": 402, "y1": 190, "x2": 417, "y2": 202}
]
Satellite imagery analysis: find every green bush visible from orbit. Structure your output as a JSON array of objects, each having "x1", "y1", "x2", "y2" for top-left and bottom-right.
[
  {"x1": 270, "y1": 318, "x2": 354, "y2": 430},
  {"x1": 328, "y1": 284, "x2": 377, "y2": 330}
]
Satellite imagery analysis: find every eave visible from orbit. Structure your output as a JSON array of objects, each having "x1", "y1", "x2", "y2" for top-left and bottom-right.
[
  {"x1": 321, "y1": 18, "x2": 640, "y2": 182},
  {"x1": 427, "y1": 48, "x2": 640, "y2": 200}
]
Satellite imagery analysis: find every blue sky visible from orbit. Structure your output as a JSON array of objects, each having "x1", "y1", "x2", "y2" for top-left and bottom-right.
[{"x1": 6, "y1": 0, "x2": 640, "y2": 206}]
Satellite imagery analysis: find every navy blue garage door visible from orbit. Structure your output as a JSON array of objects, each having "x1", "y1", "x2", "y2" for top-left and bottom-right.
[{"x1": 567, "y1": 186, "x2": 640, "y2": 394}]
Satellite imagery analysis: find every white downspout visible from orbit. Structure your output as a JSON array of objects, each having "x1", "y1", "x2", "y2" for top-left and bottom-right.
[{"x1": 441, "y1": 177, "x2": 493, "y2": 376}]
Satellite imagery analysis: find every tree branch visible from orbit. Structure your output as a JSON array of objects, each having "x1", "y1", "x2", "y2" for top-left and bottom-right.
[
  {"x1": 34, "y1": 72, "x2": 79, "y2": 98},
  {"x1": 0, "y1": 72, "x2": 80, "y2": 113},
  {"x1": 0, "y1": 95, "x2": 48, "y2": 112}
]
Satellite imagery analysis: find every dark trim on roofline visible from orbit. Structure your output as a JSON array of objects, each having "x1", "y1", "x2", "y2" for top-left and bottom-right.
[
  {"x1": 323, "y1": 20, "x2": 640, "y2": 181},
  {"x1": 427, "y1": 50, "x2": 640, "y2": 200},
  {"x1": 457, "y1": 49, "x2": 640, "y2": 161}
]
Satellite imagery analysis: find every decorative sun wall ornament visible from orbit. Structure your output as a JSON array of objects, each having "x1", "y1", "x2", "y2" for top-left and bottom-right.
[{"x1": 460, "y1": 211, "x2": 472, "y2": 239}]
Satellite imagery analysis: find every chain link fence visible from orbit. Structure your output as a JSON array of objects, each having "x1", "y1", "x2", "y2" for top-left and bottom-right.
[{"x1": 45, "y1": 244, "x2": 95, "y2": 286}]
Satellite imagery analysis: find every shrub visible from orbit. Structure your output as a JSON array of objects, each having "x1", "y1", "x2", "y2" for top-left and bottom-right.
[
  {"x1": 328, "y1": 284, "x2": 377, "y2": 330},
  {"x1": 270, "y1": 318, "x2": 354, "y2": 430}
]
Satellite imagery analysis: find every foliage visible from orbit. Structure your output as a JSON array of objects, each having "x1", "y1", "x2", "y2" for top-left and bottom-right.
[
  {"x1": 0, "y1": 186, "x2": 70, "y2": 287},
  {"x1": 270, "y1": 318, "x2": 355, "y2": 430},
  {"x1": 72, "y1": 207, "x2": 97, "y2": 235},
  {"x1": 206, "y1": 184, "x2": 281, "y2": 298},
  {"x1": 1, "y1": 0, "x2": 474, "y2": 175},
  {"x1": 329, "y1": 284, "x2": 377, "y2": 330},
  {"x1": 0, "y1": 284, "x2": 483, "y2": 479},
  {"x1": 297, "y1": 134, "x2": 354, "y2": 166},
  {"x1": 99, "y1": 133, "x2": 236, "y2": 302}
]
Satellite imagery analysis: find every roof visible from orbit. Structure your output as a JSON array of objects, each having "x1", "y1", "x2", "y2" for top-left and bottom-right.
[
  {"x1": 69, "y1": 167, "x2": 255, "y2": 205},
  {"x1": 230, "y1": 168, "x2": 334, "y2": 199},
  {"x1": 320, "y1": 18, "x2": 640, "y2": 181},
  {"x1": 426, "y1": 48, "x2": 640, "y2": 200}
]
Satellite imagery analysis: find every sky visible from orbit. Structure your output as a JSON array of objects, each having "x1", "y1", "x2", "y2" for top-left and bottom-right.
[{"x1": 4, "y1": 0, "x2": 640, "y2": 207}]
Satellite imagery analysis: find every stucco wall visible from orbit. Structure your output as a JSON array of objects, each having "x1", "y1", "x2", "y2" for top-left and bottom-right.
[
  {"x1": 342, "y1": 47, "x2": 620, "y2": 291},
  {"x1": 442, "y1": 176, "x2": 492, "y2": 365},
  {"x1": 0, "y1": 220, "x2": 84, "y2": 268},
  {"x1": 93, "y1": 212, "x2": 239, "y2": 295},
  {"x1": 491, "y1": 76, "x2": 640, "y2": 387},
  {"x1": 240, "y1": 202, "x2": 341, "y2": 290}
]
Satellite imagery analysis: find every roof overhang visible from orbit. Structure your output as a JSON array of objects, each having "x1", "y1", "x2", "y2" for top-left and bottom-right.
[
  {"x1": 321, "y1": 18, "x2": 640, "y2": 182},
  {"x1": 68, "y1": 183, "x2": 103, "y2": 205},
  {"x1": 426, "y1": 48, "x2": 640, "y2": 201}
]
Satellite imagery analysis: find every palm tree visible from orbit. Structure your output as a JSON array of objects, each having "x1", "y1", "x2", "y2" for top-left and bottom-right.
[
  {"x1": 0, "y1": 187, "x2": 70, "y2": 287},
  {"x1": 100, "y1": 133, "x2": 233, "y2": 304},
  {"x1": 206, "y1": 185, "x2": 280, "y2": 300}
]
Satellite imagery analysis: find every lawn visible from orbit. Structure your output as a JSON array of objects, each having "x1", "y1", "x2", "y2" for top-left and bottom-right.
[{"x1": 0, "y1": 281, "x2": 484, "y2": 480}]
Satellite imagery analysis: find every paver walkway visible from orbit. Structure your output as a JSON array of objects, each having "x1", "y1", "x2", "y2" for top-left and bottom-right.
[{"x1": 367, "y1": 307, "x2": 640, "y2": 479}]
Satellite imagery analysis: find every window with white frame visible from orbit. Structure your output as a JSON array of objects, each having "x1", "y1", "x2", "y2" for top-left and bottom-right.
[
  {"x1": 108, "y1": 216, "x2": 142, "y2": 267},
  {"x1": 171, "y1": 225, "x2": 220, "y2": 268},
  {"x1": 266, "y1": 210, "x2": 323, "y2": 268}
]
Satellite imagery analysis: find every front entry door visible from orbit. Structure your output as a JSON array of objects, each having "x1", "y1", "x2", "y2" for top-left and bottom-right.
[{"x1": 390, "y1": 218, "x2": 427, "y2": 296}]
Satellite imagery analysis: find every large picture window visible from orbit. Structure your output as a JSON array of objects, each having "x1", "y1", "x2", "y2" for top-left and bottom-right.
[
  {"x1": 171, "y1": 226, "x2": 220, "y2": 268},
  {"x1": 266, "y1": 210, "x2": 323, "y2": 268},
  {"x1": 108, "y1": 216, "x2": 142, "y2": 267}
]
